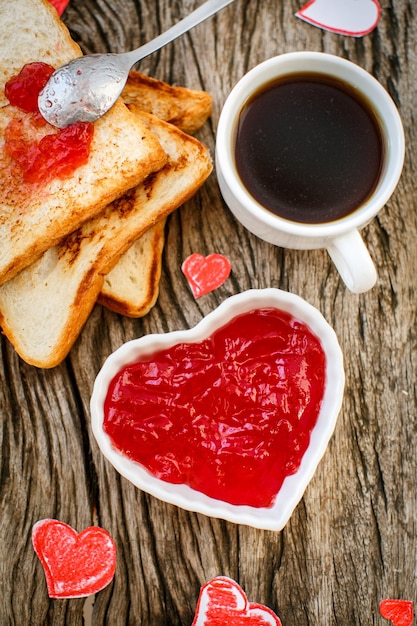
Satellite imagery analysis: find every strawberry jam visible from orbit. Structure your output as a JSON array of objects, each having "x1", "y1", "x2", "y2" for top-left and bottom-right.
[
  {"x1": 5, "y1": 62, "x2": 54, "y2": 113},
  {"x1": 4, "y1": 62, "x2": 94, "y2": 184},
  {"x1": 103, "y1": 308, "x2": 326, "y2": 508},
  {"x1": 5, "y1": 118, "x2": 94, "y2": 184}
]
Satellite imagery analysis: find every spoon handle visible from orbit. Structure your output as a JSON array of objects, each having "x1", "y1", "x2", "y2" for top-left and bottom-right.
[{"x1": 124, "y1": 0, "x2": 236, "y2": 67}]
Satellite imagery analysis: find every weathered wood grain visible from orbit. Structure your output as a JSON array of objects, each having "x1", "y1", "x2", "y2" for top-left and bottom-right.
[{"x1": 1, "y1": 0, "x2": 416, "y2": 624}]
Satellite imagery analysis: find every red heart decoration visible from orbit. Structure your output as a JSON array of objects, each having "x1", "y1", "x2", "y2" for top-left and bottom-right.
[
  {"x1": 32, "y1": 519, "x2": 117, "y2": 598},
  {"x1": 296, "y1": 0, "x2": 381, "y2": 37},
  {"x1": 380, "y1": 600, "x2": 414, "y2": 626},
  {"x1": 182, "y1": 253, "x2": 231, "y2": 298},
  {"x1": 192, "y1": 576, "x2": 282, "y2": 625},
  {"x1": 48, "y1": 0, "x2": 70, "y2": 15}
]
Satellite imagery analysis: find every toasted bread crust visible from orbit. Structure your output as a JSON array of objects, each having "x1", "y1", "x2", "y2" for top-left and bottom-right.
[
  {"x1": 98, "y1": 219, "x2": 166, "y2": 318},
  {"x1": 0, "y1": 248, "x2": 105, "y2": 368},
  {"x1": 122, "y1": 71, "x2": 213, "y2": 135}
]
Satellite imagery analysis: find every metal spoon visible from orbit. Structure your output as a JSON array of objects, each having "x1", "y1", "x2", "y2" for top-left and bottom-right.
[{"x1": 38, "y1": 0, "x2": 235, "y2": 128}]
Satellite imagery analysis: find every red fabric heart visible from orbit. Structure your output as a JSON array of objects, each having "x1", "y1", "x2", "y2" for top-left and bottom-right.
[
  {"x1": 380, "y1": 600, "x2": 414, "y2": 626},
  {"x1": 182, "y1": 253, "x2": 231, "y2": 298},
  {"x1": 192, "y1": 577, "x2": 282, "y2": 625},
  {"x1": 48, "y1": 0, "x2": 70, "y2": 16},
  {"x1": 296, "y1": 0, "x2": 381, "y2": 37},
  {"x1": 32, "y1": 519, "x2": 117, "y2": 598}
]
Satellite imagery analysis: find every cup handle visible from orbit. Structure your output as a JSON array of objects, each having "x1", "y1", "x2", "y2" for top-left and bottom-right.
[{"x1": 327, "y1": 230, "x2": 377, "y2": 294}]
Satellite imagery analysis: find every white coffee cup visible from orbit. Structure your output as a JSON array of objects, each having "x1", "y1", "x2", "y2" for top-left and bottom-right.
[{"x1": 215, "y1": 52, "x2": 405, "y2": 293}]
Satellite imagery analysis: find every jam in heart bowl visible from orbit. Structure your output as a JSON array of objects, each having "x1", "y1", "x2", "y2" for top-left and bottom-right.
[{"x1": 90, "y1": 288, "x2": 344, "y2": 531}]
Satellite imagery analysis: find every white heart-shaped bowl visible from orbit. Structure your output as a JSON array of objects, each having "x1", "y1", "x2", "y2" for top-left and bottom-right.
[{"x1": 91, "y1": 288, "x2": 344, "y2": 531}]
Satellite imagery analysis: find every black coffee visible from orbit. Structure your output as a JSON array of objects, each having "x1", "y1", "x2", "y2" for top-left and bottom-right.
[{"x1": 234, "y1": 73, "x2": 384, "y2": 224}]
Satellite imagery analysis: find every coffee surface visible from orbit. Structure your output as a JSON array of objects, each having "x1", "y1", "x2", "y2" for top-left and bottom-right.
[{"x1": 234, "y1": 74, "x2": 383, "y2": 224}]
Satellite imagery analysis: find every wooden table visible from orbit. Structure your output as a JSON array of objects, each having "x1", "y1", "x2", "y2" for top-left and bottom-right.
[{"x1": 2, "y1": 0, "x2": 416, "y2": 623}]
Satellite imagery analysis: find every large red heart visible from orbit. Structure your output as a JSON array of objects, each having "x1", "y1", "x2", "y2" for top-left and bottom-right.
[
  {"x1": 32, "y1": 519, "x2": 117, "y2": 598},
  {"x1": 379, "y1": 600, "x2": 414, "y2": 626},
  {"x1": 296, "y1": 0, "x2": 381, "y2": 37},
  {"x1": 182, "y1": 253, "x2": 231, "y2": 298},
  {"x1": 192, "y1": 576, "x2": 282, "y2": 625}
]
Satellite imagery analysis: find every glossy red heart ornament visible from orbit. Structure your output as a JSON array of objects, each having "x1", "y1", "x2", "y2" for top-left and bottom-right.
[
  {"x1": 32, "y1": 519, "x2": 116, "y2": 598},
  {"x1": 48, "y1": 0, "x2": 70, "y2": 15},
  {"x1": 296, "y1": 0, "x2": 381, "y2": 37},
  {"x1": 192, "y1": 576, "x2": 282, "y2": 625},
  {"x1": 380, "y1": 600, "x2": 414, "y2": 626},
  {"x1": 182, "y1": 253, "x2": 231, "y2": 298}
]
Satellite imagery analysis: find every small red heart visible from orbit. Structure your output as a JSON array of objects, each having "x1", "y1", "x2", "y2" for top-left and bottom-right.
[
  {"x1": 192, "y1": 576, "x2": 282, "y2": 625},
  {"x1": 380, "y1": 599, "x2": 414, "y2": 626},
  {"x1": 296, "y1": 0, "x2": 381, "y2": 37},
  {"x1": 48, "y1": 0, "x2": 70, "y2": 15},
  {"x1": 32, "y1": 519, "x2": 117, "y2": 598},
  {"x1": 182, "y1": 253, "x2": 231, "y2": 298}
]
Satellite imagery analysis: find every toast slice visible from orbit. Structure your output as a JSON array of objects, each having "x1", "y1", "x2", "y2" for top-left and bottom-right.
[
  {"x1": 0, "y1": 110, "x2": 212, "y2": 367},
  {"x1": 99, "y1": 76, "x2": 213, "y2": 317},
  {"x1": 98, "y1": 219, "x2": 166, "y2": 318},
  {"x1": 122, "y1": 71, "x2": 213, "y2": 135},
  {"x1": 0, "y1": 0, "x2": 167, "y2": 285}
]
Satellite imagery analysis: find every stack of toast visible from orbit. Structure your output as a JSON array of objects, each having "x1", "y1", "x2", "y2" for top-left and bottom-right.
[{"x1": 0, "y1": 0, "x2": 213, "y2": 368}]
